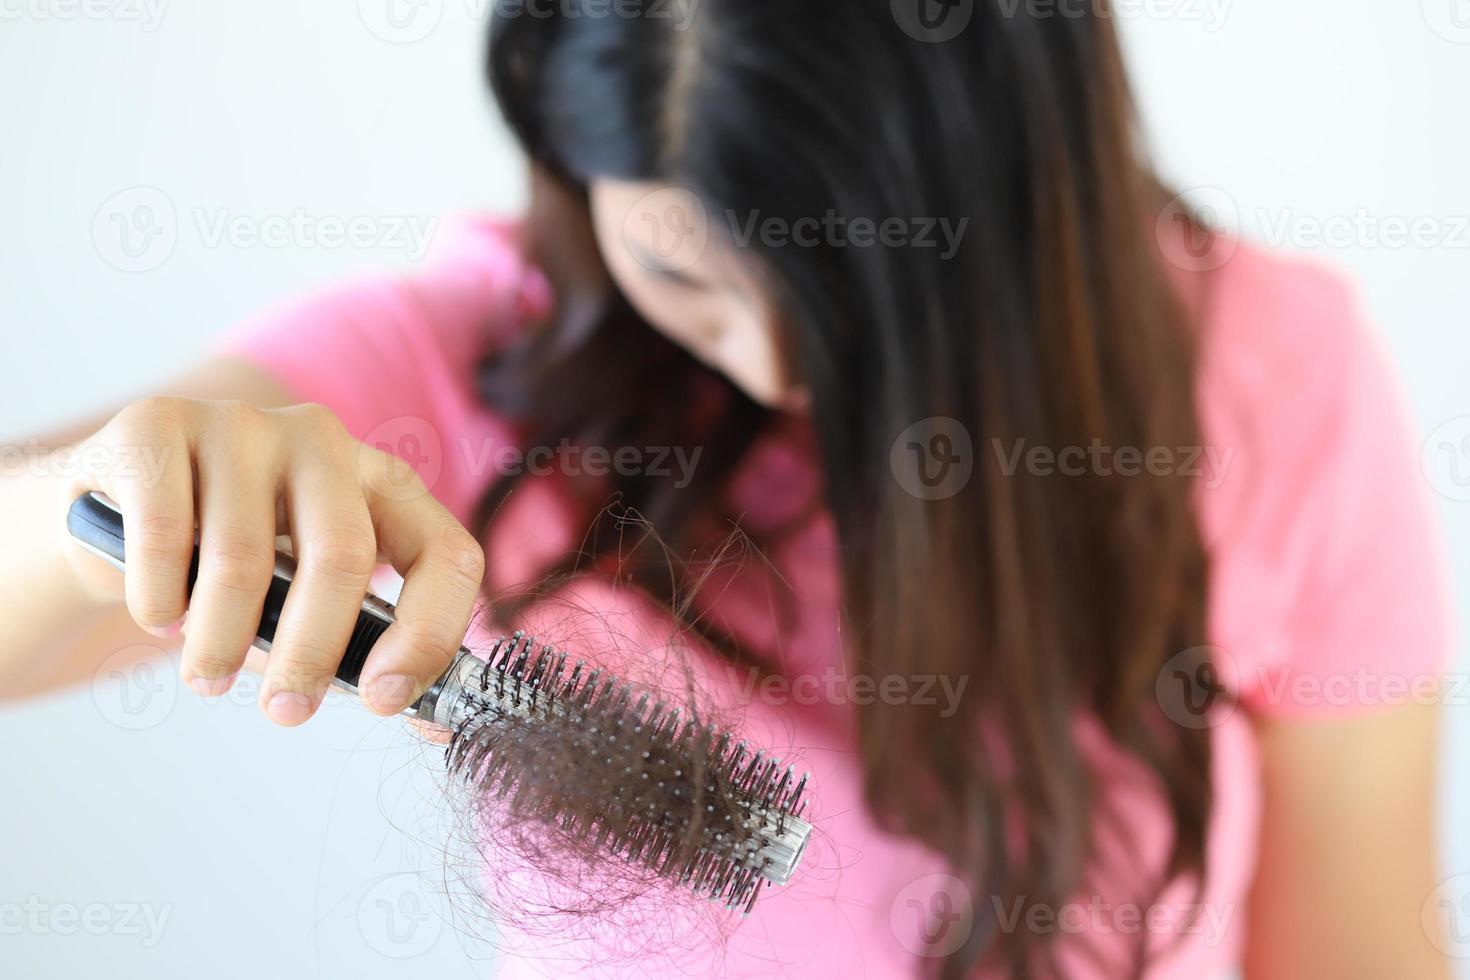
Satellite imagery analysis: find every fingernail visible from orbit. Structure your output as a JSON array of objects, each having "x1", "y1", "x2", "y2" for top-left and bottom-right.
[
  {"x1": 265, "y1": 691, "x2": 315, "y2": 726},
  {"x1": 366, "y1": 674, "x2": 417, "y2": 713},
  {"x1": 188, "y1": 673, "x2": 237, "y2": 699},
  {"x1": 148, "y1": 618, "x2": 185, "y2": 640}
]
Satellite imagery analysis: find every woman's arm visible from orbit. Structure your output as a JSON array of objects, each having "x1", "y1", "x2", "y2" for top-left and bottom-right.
[
  {"x1": 0, "y1": 356, "x2": 485, "y2": 727},
  {"x1": 1244, "y1": 700, "x2": 1448, "y2": 979}
]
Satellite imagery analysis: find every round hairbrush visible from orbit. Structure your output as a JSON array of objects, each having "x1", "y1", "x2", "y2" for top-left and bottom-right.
[
  {"x1": 67, "y1": 492, "x2": 814, "y2": 912},
  {"x1": 439, "y1": 632, "x2": 812, "y2": 913}
]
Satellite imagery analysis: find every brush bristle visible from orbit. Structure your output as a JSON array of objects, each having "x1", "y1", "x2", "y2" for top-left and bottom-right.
[{"x1": 445, "y1": 632, "x2": 811, "y2": 913}]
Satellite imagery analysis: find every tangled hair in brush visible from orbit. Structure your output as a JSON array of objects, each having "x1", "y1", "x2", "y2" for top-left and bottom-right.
[
  {"x1": 428, "y1": 518, "x2": 820, "y2": 972},
  {"x1": 445, "y1": 632, "x2": 809, "y2": 912}
]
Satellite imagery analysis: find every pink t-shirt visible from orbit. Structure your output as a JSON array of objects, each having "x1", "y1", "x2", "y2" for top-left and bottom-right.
[{"x1": 222, "y1": 217, "x2": 1453, "y2": 979}]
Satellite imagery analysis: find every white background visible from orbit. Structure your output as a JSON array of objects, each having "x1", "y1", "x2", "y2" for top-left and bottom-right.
[{"x1": 0, "y1": 2, "x2": 1467, "y2": 977}]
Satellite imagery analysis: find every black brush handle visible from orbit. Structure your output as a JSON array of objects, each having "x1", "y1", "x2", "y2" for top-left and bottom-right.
[{"x1": 66, "y1": 492, "x2": 388, "y2": 687}]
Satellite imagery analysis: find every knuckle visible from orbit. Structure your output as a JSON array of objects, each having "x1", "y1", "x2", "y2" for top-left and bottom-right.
[
  {"x1": 200, "y1": 529, "x2": 276, "y2": 595},
  {"x1": 108, "y1": 396, "x2": 186, "y2": 446},
  {"x1": 121, "y1": 395, "x2": 187, "y2": 432},
  {"x1": 211, "y1": 400, "x2": 269, "y2": 442},
  {"x1": 128, "y1": 584, "x2": 184, "y2": 625},
  {"x1": 131, "y1": 513, "x2": 194, "y2": 563},
  {"x1": 434, "y1": 524, "x2": 485, "y2": 587},
  {"x1": 181, "y1": 646, "x2": 244, "y2": 679},
  {"x1": 266, "y1": 644, "x2": 337, "y2": 687},
  {"x1": 364, "y1": 444, "x2": 424, "y2": 492},
  {"x1": 285, "y1": 402, "x2": 348, "y2": 442},
  {"x1": 303, "y1": 527, "x2": 377, "y2": 581},
  {"x1": 392, "y1": 619, "x2": 457, "y2": 663}
]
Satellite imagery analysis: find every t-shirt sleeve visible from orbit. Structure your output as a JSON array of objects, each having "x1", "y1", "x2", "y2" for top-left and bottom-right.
[
  {"x1": 1202, "y1": 253, "x2": 1455, "y2": 718},
  {"x1": 215, "y1": 216, "x2": 553, "y2": 525}
]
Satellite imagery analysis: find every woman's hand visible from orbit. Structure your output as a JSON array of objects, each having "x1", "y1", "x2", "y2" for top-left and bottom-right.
[{"x1": 62, "y1": 396, "x2": 485, "y2": 726}]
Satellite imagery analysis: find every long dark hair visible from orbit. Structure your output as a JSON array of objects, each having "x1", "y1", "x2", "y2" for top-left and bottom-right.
[{"x1": 477, "y1": 1, "x2": 1212, "y2": 974}]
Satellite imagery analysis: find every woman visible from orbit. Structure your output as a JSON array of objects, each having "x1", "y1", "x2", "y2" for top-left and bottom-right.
[{"x1": 0, "y1": 1, "x2": 1451, "y2": 976}]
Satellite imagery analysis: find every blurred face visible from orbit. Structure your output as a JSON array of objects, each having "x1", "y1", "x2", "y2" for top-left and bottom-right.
[{"x1": 589, "y1": 178, "x2": 802, "y2": 411}]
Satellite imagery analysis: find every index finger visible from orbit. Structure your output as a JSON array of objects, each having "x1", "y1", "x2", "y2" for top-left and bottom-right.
[{"x1": 358, "y1": 488, "x2": 486, "y2": 715}]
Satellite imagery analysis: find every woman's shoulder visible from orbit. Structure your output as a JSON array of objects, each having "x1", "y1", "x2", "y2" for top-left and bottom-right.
[
  {"x1": 1194, "y1": 239, "x2": 1376, "y2": 395},
  {"x1": 1190, "y1": 240, "x2": 1454, "y2": 716}
]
